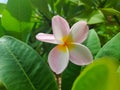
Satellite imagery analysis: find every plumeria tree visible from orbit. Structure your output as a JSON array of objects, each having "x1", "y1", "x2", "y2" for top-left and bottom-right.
[{"x1": 0, "y1": 0, "x2": 120, "y2": 90}]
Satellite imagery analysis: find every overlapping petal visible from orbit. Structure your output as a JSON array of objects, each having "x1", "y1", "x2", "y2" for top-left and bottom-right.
[
  {"x1": 48, "y1": 45, "x2": 69, "y2": 74},
  {"x1": 36, "y1": 15, "x2": 93, "y2": 74},
  {"x1": 68, "y1": 43, "x2": 93, "y2": 65},
  {"x1": 69, "y1": 21, "x2": 89, "y2": 43},
  {"x1": 36, "y1": 33, "x2": 58, "y2": 44},
  {"x1": 52, "y1": 15, "x2": 70, "y2": 42}
]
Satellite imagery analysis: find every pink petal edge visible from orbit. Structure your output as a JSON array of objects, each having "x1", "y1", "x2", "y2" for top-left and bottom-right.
[
  {"x1": 69, "y1": 43, "x2": 93, "y2": 65},
  {"x1": 48, "y1": 45, "x2": 69, "y2": 74},
  {"x1": 36, "y1": 33, "x2": 59, "y2": 44},
  {"x1": 52, "y1": 15, "x2": 70, "y2": 42},
  {"x1": 69, "y1": 21, "x2": 89, "y2": 43}
]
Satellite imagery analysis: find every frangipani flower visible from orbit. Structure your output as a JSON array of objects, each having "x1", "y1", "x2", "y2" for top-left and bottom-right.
[{"x1": 36, "y1": 15, "x2": 93, "y2": 74}]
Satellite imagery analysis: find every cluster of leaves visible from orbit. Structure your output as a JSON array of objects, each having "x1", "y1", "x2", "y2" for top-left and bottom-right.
[{"x1": 0, "y1": 0, "x2": 120, "y2": 90}]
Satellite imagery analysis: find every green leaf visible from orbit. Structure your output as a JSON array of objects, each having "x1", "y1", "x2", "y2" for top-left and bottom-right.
[
  {"x1": 1, "y1": 10, "x2": 33, "y2": 41},
  {"x1": 79, "y1": 0, "x2": 110, "y2": 8},
  {"x1": 72, "y1": 57, "x2": 120, "y2": 90},
  {"x1": 54, "y1": 0, "x2": 84, "y2": 18},
  {"x1": 31, "y1": 0, "x2": 52, "y2": 19},
  {"x1": 0, "y1": 19, "x2": 5, "y2": 37},
  {"x1": 103, "y1": 0, "x2": 119, "y2": 8},
  {"x1": 0, "y1": 3, "x2": 6, "y2": 14},
  {"x1": 62, "y1": 62, "x2": 81, "y2": 90},
  {"x1": 74, "y1": 9, "x2": 105, "y2": 24},
  {"x1": 80, "y1": 0, "x2": 97, "y2": 7},
  {"x1": 2, "y1": 10, "x2": 33, "y2": 32},
  {"x1": 0, "y1": 81, "x2": 7, "y2": 90},
  {"x1": 80, "y1": 0, "x2": 118, "y2": 8},
  {"x1": 115, "y1": 2, "x2": 120, "y2": 11},
  {"x1": 87, "y1": 10, "x2": 105, "y2": 24},
  {"x1": 0, "y1": 28, "x2": 5, "y2": 37},
  {"x1": 0, "y1": 36, "x2": 58, "y2": 90},
  {"x1": 101, "y1": 8, "x2": 120, "y2": 16},
  {"x1": 95, "y1": 32, "x2": 120, "y2": 60},
  {"x1": 84, "y1": 29, "x2": 101, "y2": 57},
  {"x1": 6, "y1": 0, "x2": 32, "y2": 21}
]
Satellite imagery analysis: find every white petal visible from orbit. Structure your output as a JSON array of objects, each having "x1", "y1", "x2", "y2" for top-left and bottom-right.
[
  {"x1": 69, "y1": 21, "x2": 89, "y2": 43},
  {"x1": 36, "y1": 33, "x2": 59, "y2": 44},
  {"x1": 68, "y1": 43, "x2": 93, "y2": 65},
  {"x1": 48, "y1": 45, "x2": 69, "y2": 74},
  {"x1": 52, "y1": 15, "x2": 70, "y2": 42}
]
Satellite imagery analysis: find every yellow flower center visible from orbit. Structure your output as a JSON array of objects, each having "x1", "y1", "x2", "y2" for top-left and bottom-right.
[{"x1": 58, "y1": 35, "x2": 74, "y2": 52}]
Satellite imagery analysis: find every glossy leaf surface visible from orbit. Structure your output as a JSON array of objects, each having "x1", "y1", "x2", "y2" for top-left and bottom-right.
[
  {"x1": 96, "y1": 32, "x2": 120, "y2": 60},
  {"x1": 0, "y1": 36, "x2": 58, "y2": 90},
  {"x1": 84, "y1": 29, "x2": 101, "y2": 57},
  {"x1": 72, "y1": 57, "x2": 120, "y2": 90}
]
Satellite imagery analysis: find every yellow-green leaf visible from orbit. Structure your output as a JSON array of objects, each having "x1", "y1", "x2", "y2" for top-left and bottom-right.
[{"x1": 72, "y1": 57, "x2": 120, "y2": 90}]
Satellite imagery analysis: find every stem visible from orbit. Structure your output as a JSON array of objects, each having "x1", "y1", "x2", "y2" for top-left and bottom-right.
[{"x1": 55, "y1": 74, "x2": 62, "y2": 90}]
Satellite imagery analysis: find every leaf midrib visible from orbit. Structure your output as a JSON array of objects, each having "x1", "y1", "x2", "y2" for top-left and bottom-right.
[{"x1": 2, "y1": 40, "x2": 36, "y2": 90}]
